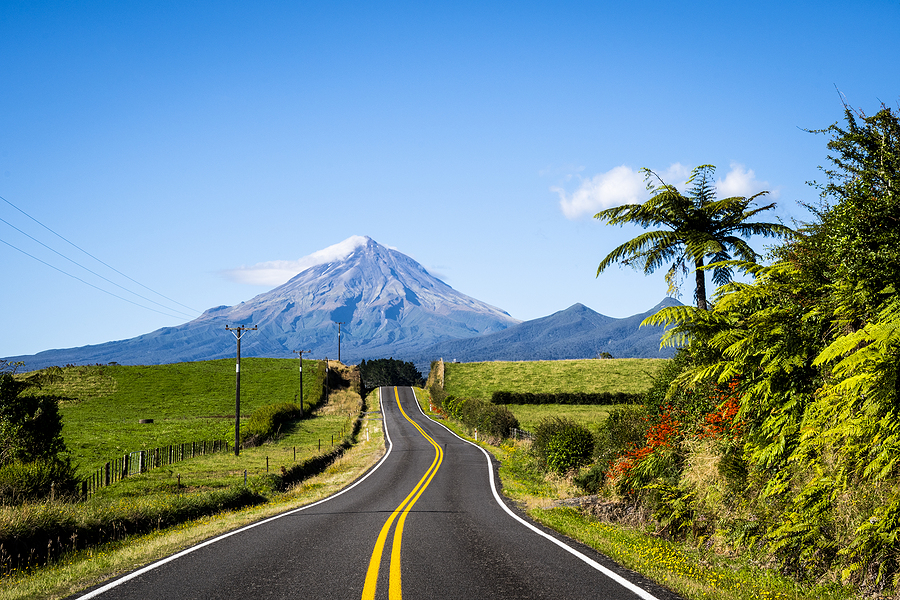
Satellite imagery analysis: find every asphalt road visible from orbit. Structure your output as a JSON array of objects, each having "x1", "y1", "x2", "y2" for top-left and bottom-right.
[{"x1": 73, "y1": 386, "x2": 679, "y2": 600}]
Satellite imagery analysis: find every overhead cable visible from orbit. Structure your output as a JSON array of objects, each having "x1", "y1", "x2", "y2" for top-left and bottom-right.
[{"x1": 0, "y1": 194, "x2": 200, "y2": 315}]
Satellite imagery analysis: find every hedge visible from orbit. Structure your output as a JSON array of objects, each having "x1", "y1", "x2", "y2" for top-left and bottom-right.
[{"x1": 490, "y1": 390, "x2": 643, "y2": 405}]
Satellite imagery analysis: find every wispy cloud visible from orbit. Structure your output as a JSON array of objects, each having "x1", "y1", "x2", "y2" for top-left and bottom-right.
[
  {"x1": 222, "y1": 235, "x2": 370, "y2": 286},
  {"x1": 555, "y1": 163, "x2": 772, "y2": 220}
]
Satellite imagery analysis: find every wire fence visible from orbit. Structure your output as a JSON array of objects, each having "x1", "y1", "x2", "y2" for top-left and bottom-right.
[
  {"x1": 81, "y1": 439, "x2": 230, "y2": 498},
  {"x1": 510, "y1": 427, "x2": 534, "y2": 441}
]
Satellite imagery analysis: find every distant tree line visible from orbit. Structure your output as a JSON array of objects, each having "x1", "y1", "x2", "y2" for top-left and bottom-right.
[{"x1": 358, "y1": 358, "x2": 424, "y2": 393}]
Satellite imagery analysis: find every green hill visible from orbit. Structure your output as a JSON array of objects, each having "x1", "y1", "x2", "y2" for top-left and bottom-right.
[{"x1": 26, "y1": 358, "x2": 323, "y2": 475}]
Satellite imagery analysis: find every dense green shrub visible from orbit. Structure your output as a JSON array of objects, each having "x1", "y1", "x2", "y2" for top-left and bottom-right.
[
  {"x1": 573, "y1": 462, "x2": 605, "y2": 494},
  {"x1": 241, "y1": 402, "x2": 303, "y2": 447},
  {"x1": 491, "y1": 390, "x2": 643, "y2": 405},
  {"x1": 0, "y1": 366, "x2": 69, "y2": 467},
  {"x1": 533, "y1": 417, "x2": 595, "y2": 474},
  {"x1": 574, "y1": 405, "x2": 649, "y2": 493},
  {"x1": 443, "y1": 396, "x2": 519, "y2": 439}
]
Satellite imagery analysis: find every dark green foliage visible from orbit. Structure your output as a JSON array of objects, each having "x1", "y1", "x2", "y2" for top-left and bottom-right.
[
  {"x1": 633, "y1": 105, "x2": 900, "y2": 591},
  {"x1": 358, "y1": 358, "x2": 423, "y2": 392},
  {"x1": 0, "y1": 367, "x2": 68, "y2": 466},
  {"x1": 491, "y1": 390, "x2": 643, "y2": 405},
  {"x1": 813, "y1": 104, "x2": 900, "y2": 323},
  {"x1": 428, "y1": 381, "x2": 447, "y2": 411},
  {"x1": 592, "y1": 404, "x2": 647, "y2": 469},
  {"x1": 0, "y1": 362, "x2": 75, "y2": 504},
  {"x1": 241, "y1": 402, "x2": 303, "y2": 447},
  {"x1": 642, "y1": 348, "x2": 713, "y2": 421},
  {"x1": 443, "y1": 396, "x2": 519, "y2": 439},
  {"x1": 533, "y1": 417, "x2": 595, "y2": 474},
  {"x1": 573, "y1": 462, "x2": 606, "y2": 494}
]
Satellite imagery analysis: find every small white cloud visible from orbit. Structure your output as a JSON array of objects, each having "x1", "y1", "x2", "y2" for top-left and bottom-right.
[
  {"x1": 715, "y1": 162, "x2": 776, "y2": 199},
  {"x1": 223, "y1": 235, "x2": 370, "y2": 286},
  {"x1": 554, "y1": 165, "x2": 646, "y2": 220}
]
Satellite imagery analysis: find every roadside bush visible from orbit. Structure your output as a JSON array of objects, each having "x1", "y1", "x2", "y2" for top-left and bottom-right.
[
  {"x1": 533, "y1": 417, "x2": 595, "y2": 474},
  {"x1": 444, "y1": 396, "x2": 519, "y2": 439},
  {"x1": 593, "y1": 404, "x2": 648, "y2": 469},
  {"x1": 573, "y1": 462, "x2": 605, "y2": 494},
  {"x1": 0, "y1": 460, "x2": 77, "y2": 505},
  {"x1": 428, "y1": 382, "x2": 447, "y2": 412},
  {"x1": 241, "y1": 402, "x2": 303, "y2": 447}
]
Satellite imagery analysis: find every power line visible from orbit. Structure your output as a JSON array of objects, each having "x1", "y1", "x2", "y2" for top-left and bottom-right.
[
  {"x1": 0, "y1": 194, "x2": 200, "y2": 315},
  {"x1": 0, "y1": 236, "x2": 188, "y2": 320},
  {"x1": 0, "y1": 215, "x2": 197, "y2": 319}
]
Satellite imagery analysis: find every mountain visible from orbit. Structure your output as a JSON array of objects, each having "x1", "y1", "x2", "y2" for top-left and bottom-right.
[
  {"x1": 6, "y1": 236, "x2": 521, "y2": 370},
  {"x1": 408, "y1": 298, "x2": 681, "y2": 364}
]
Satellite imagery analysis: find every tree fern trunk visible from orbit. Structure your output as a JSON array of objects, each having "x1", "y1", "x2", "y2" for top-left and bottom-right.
[{"x1": 694, "y1": 257, "x2": 708, "y2": 310}]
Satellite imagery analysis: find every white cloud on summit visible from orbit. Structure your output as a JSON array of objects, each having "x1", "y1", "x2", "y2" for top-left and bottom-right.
[
  {"x1": 223, "y1": 235, "x2": 370, "y2": 286},
  {"x1": 555, "y1": 162, "x2": 773, "y2": 220}
]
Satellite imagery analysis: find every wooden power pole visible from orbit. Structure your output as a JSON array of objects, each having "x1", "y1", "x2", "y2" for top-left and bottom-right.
[
  {"x1": 293, "y1": 349, "x2": 310, "y2": 417},
  {"x1": 226, "y1": 325, "x2": 257, "y2": 456}
]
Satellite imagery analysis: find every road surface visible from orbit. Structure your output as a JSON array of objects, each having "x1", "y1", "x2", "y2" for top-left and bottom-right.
[{"x1": 73, "y1": 386, "x2": 678, "y2": 599}]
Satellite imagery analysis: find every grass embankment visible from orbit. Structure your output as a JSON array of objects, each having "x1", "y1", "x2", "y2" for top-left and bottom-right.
[
  {"x1": 1, "y1": 362, "x2": 385, "y2": 600},
  {"x1": 423, "y1": 361, "x2": 857, "y2": 600}
]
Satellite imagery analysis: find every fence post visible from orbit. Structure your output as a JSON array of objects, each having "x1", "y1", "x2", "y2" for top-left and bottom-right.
[
  {"x1": 105, "y1": 462, "x2": 110, "y2": 487},
  {"x1": 122, "y1": 454, "x2": 129, "y2": 479}
]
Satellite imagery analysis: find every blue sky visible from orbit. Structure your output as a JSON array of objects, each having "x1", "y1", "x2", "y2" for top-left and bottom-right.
[{"x1": 2, "y1": 1, "x2": 898, "y2": 359}]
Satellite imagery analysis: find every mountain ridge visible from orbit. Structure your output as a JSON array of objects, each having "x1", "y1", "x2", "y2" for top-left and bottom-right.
[{"x1": 4, "y1": 237, "x2": 678, "y2": 370}]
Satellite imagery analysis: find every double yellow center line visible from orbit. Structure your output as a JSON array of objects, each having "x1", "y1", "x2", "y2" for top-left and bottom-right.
[{"x1": 361, "y1": 387, "x2": 444, "y2": 600}]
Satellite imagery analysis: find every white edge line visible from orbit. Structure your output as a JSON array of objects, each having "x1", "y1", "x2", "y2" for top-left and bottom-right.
[
  {"x1": 78, "y1": 387, "x2": 394, "y2": 599},
  {"x1": 411, "y1": 389, "x2": 662, "y2": 600}
]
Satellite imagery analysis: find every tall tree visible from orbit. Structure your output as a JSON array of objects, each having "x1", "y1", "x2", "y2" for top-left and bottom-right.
[{"x1": 595, "y1": 165, "x2": 793, "y2": 310}]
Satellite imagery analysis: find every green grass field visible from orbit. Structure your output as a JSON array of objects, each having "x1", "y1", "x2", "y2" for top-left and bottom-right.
[
  {"x1": 26, "y1": 359, "x2": 324, "y2": 476},
  {"x1": 504, "y1": 404, "x2": 619, "y2": 433},
  {"x1": 442, "y1": 358, "x2": 666, "y2": 400}
]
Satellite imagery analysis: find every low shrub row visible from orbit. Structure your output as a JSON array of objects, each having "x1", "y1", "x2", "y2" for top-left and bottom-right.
[{"x1": 491, "y1": 390, "x2": 643, "y2": 405}]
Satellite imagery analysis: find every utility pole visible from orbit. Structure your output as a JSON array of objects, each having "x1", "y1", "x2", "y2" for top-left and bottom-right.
[
  {"x1": 226, "y1": 325, "x2": 257, "y2": 456},
  {"x1": 293, "y1": 349, "x2": 310, "y2": 417},
  {"x1": 335, "y1": 321, "x2": 346, "y2": 363}
]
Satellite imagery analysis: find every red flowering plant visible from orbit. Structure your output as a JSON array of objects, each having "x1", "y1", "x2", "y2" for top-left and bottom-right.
[
  {"x1": 608, "y1": 404, "x2": 686, "y2": 496},
  {"x1": 606, "y1": 378, "x2": 745, "y2": 498},
  {"x1": 698, "y1": 378, "x2": 744, "y2": 442}
]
